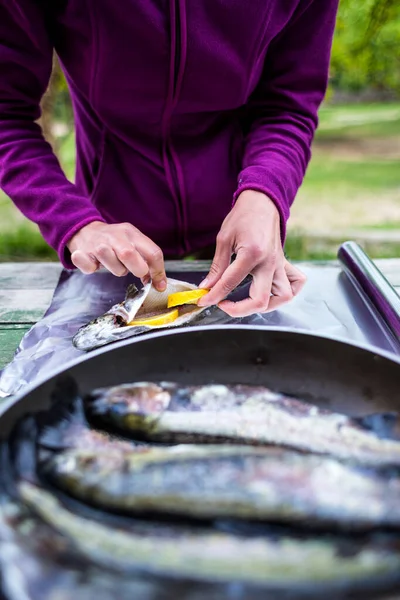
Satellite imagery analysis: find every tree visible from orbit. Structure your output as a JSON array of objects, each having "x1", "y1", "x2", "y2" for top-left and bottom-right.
[{"x1": 331, "y1": 0, "x2": 400, "y2": 95}]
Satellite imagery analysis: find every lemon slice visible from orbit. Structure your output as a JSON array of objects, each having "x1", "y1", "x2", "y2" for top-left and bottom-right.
[
  {"x1": 167, "y1": 289, "x2": 209, "y2": 308},
  {"x1": 128, "y1": 308, "x2": 179, "y2": 327}
]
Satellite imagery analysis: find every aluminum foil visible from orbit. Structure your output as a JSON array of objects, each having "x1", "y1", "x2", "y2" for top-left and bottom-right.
[{"x1": 0, "y1": 263, "x2": 398, "y2": 398}]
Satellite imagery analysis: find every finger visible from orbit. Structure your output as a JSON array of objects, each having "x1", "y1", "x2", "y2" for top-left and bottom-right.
[
  {"x1": 266, "y1": 266, "x2": 295, "y2": 312},
  {"x1": 216, "y1": 263, "x2": 274, "y2": 318},
  {"x1": 135, "y1": 237, "x2": 167, "y2": 292},
  {"x1": 113, "y1": 242, "x2": 149, "y2": 280},
  {"x1": 94, "y1": 244, "x2": 128, "y2": 277},
  {"x1": 198, "y1": 248, "x2": 257, "y2": 307},
  {"x1": 284, "y1": 260, "x2": 307, "y2": 296},
  {"x1": 71, "y1": 250, "x2": 100, "y2": 275},
  {"x1": 199, "y1": 233, "x2": 232, "y2": 290}
]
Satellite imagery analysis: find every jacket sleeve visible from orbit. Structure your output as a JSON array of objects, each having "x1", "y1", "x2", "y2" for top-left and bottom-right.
[
  {"x1": 234, "y1": 0, "x2": 339, "y2": 242},
  {"x1": 0, "y1": 1, "x2": 105, "y2": 268}
]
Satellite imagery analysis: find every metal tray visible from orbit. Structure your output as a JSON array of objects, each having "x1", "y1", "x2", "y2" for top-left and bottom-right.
[{"x1": 1, "y1": 327, "x2": 400, "y2": 600}]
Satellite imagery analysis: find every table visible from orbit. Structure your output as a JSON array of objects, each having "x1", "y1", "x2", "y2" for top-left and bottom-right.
[{"x1": 1, "y1": 259, "x2": 400, "y2": 371}]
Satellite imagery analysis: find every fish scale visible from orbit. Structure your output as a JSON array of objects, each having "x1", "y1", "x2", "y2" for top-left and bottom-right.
[
  {"x1": 10, "y1": 482, "x2": 400, "y2": 589},
  {"x1": 85, "y1": 382, "x2": 400, "y2": 467},
  {"x1": 40, "y1": 444, "x2": 400, "y2": 530}
]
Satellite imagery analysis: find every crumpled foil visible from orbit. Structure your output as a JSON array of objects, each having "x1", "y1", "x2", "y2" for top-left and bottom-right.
[{"x1": 0, "y1": 264, "x2": 397, "y2": 398}]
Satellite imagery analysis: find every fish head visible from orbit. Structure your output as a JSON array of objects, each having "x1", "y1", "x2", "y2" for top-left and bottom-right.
[
  {"x1": 91, "y1": 382, "x2": 172, "y2": 409},
  {"x1": 72, "y1": 312, "x2": 145, "y2": 351},
  {"x1": 86, "y1": 382, "x2": 174, "y2": 431}
]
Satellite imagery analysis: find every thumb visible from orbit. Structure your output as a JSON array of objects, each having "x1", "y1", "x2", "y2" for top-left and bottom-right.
[{"x1": 199, "y1": 233, "x2": 232, "y2": 289}]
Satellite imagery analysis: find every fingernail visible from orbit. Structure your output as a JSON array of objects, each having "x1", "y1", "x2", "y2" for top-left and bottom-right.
[
  {"x1": 198, "y1": 294, "x2": 212, "y2": 307},
  {"x1": 157, "y1": 279, "x2": 167, "y2": 292},
  {"x1": 199, "y1": 277, "x2": 209, "y2": 289}
]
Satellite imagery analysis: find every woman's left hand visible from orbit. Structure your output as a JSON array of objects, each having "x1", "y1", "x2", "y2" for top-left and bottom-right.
[{"x1": 197, "y1": 190, "x2": 306, "y2": 317}]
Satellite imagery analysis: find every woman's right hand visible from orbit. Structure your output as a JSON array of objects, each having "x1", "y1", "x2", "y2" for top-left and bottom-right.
[{"x1": 67, "y1": 221, "x2": 167, "y2": 291}]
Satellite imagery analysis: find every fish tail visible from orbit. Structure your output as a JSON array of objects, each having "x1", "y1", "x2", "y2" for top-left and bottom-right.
[{"x1": 37, "y1": 376, "x2": 88, "y2": 450}]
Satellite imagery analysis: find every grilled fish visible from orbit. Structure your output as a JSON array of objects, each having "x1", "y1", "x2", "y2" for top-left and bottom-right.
[
  {"x1": 33, "y1": 377, "x2": 140, "y2": 454},
  {"x1": 85, "y1": 382, "x2": 400, "y2": 467},
  {"x1": 17, "y1": 482, "x2": 400, "y2": 587},
  {"x1": 39, "y1": 420, "x2": 137, "y2": 453},
  {"x1": 73, "y1": 279, "x2": 209, "y2": 351},
  {"x1": 0, "y1": 499, "x2": 173, "y2": 600},
  {"x1": 40, "y1": 444, "x2": 400, "y2": 530}
]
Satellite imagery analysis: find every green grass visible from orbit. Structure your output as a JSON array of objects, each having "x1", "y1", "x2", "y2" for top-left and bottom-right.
[
  {"x1": 303, "y1": 156, "x2": 400, "y2": 193},
  {"x1": 284, "y1": 237, "x2": 337, "y2": 262},
  {"x1": 0, "y1": 225, "x2": 57, "y2": 261},
  {"x1": 284, "y1": 235, "x2": 400, "y2": 262},
  {"x1": 317, "y1": 118, "x2": 400, "y2": 139},
  {"x1": 1, "y1": 103, "x2": 400, "y2": 262},
  {"x1": 305, "y1": 103, "x2": 400, "y2": 197},
  {"x1": 292, "y1": 102, "x2": 400, "y2": 232},
  {"x1": 0, "y1": 133, "x2": 72, "y2": 261},
  {"x1": 362, "y1": 221, "x2": 400, "y2": 230},
  {"x1": 316, "y1": 103, "x2": 400, "y2": 138}
]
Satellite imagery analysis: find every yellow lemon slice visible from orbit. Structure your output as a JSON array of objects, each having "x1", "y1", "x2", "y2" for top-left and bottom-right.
[
  {"x1": 128, "y1": 308, "x2": 179, "y2": 327},
  {"x1": 167, "y1": 289, "x2": 209, "y2": 308}
]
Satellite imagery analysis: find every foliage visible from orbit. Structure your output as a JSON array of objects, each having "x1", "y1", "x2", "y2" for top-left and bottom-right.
[
  {"x1": 331, "y1": 0, "x2": 400, "y2": 95},
  {"x1": 0, "y1": 225, "x2": 57, "y2": 262}
]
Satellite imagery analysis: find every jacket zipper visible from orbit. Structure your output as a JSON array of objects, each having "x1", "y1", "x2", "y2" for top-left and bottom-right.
[
  {"x1": 162, "y1": 0, "x2": 189, "y2": 255},
  {"x1": 173, "y1": 0, "x2": 181, "y2": 94}
]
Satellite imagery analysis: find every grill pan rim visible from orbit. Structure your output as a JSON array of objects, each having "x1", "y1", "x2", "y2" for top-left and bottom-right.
[{"x1": 1, "y1": 324, "x2": 400, "y2": 418}]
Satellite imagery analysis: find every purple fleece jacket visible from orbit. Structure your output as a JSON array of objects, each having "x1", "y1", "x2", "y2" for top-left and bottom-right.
[{"x1": 0, "y1": 0, "x2": 338, "y2": 268}]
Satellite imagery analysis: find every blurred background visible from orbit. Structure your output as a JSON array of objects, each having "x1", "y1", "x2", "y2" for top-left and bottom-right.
[{"x1": 0, "y1": 0, "x2": 399, "y2": 262}]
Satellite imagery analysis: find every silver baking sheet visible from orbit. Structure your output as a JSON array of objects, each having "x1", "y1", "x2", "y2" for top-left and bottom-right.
[{"x1": 0, "y1": 263, "x2": 398, "y2": 398}]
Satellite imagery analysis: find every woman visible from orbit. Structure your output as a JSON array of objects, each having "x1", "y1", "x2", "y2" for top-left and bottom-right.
[{"x1": 0, "y1": 0, "x2": 338, "y2": 317}]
